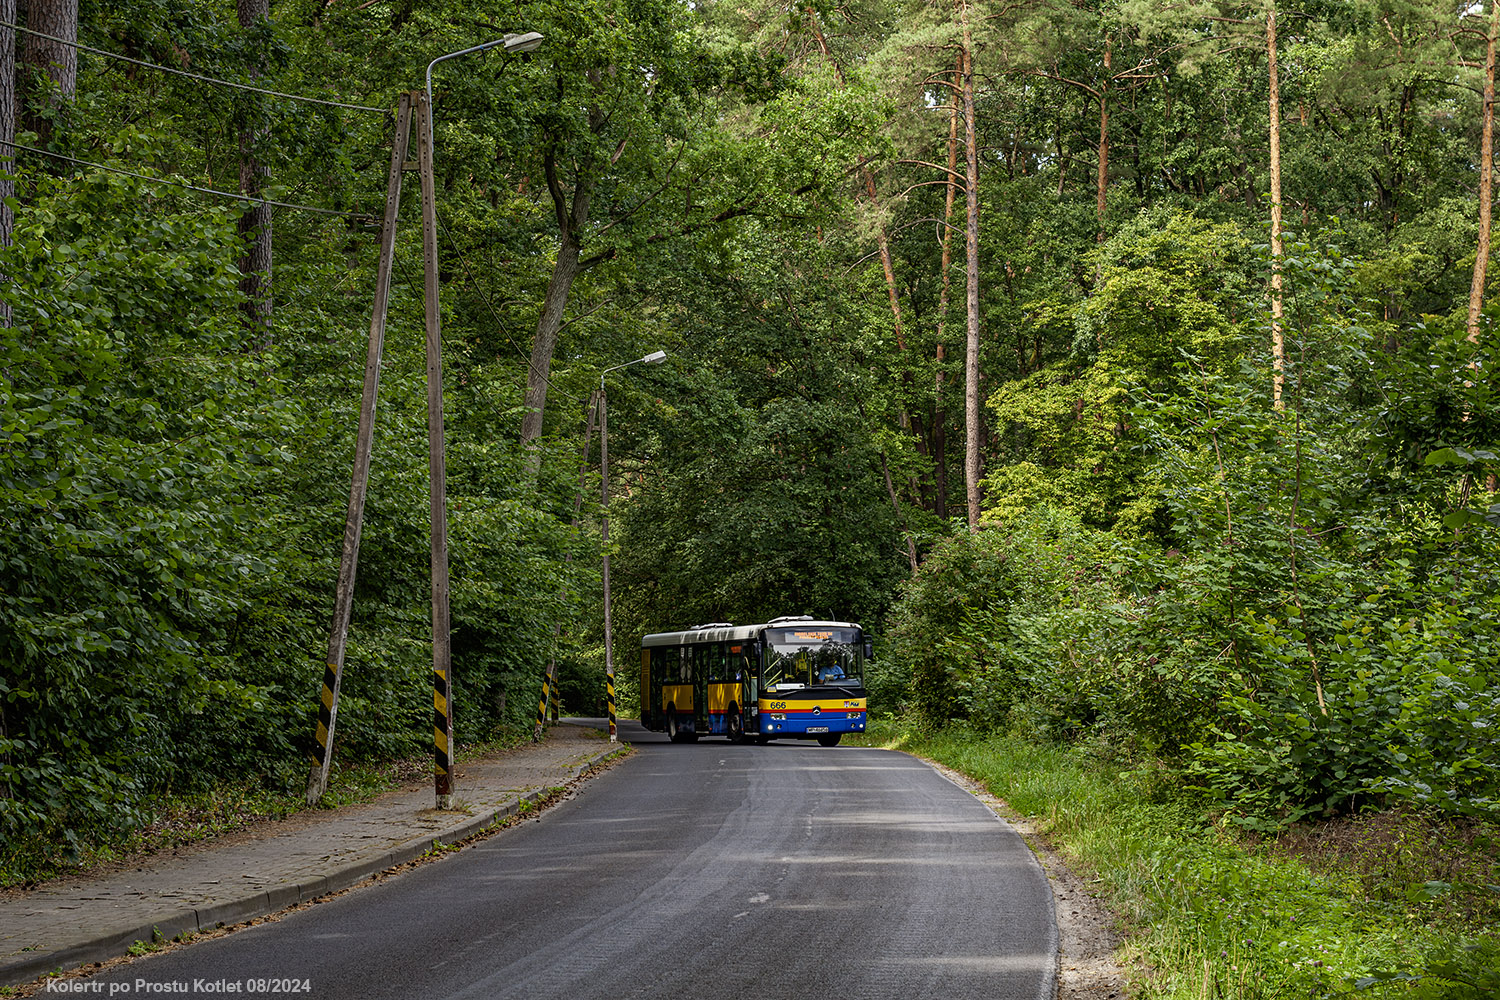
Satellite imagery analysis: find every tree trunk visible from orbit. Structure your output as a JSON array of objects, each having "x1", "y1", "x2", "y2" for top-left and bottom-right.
[
  {"x1": 1096, "y1": 38, "x2": 1110, "y2": 232},
  {"x1": 865, "y1": 171, "x2": 905, "y2": 356},
  {"x1": 1468, "y1": 0, "x2": 1500, "y2": 345},
  {"x1": 881, "y1": 448, "x2": 920, "y2": 573},
  {"x1": 934, "y1": 52, "x2": 962, "y2": 522},
  {"x1": 961, "y1": 15, "x2": 983, "y2": 531},
  {"x1": 520, "y1": 146, "x2": 597, "y2": 464},
  {"x1": 237, "y1": 0, "x2": 273, "y2": 345},
  {"x1": 520, "y1": 236, "x2": 583, "y2": 457},
  {"x1": 809, "y1": 10, "x2": 921, "y2": 508},
  {"x1": 1268, "y1": 6, "x2": 1286, "y2": 409},
  {"x1": 1, "y1": 0, "x2": 14, "y2": 330},
  {"x1": 22, "y1": 0, "x2": 75, "y2": 144}
]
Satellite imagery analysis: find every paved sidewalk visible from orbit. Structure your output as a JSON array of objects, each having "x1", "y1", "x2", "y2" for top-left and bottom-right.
[{"x1": 0, "y1": 722, "x2": 622, "y2": 987}]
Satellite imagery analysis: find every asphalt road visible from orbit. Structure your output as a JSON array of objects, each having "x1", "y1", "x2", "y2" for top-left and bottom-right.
[{"x1": 90, "y1": 722, "x2": 1057, "y2": 1000}]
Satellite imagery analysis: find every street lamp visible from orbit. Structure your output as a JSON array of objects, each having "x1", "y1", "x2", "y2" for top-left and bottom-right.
[
  {"x1": 600, "y1": 350, "x2": 667, "y2": 742},
  {"x1": 417, "y1": 30, "x2": 542, "y2": 809},
  {"x1": 425, "y1": 32, "x2": 545, "y2": 149}
]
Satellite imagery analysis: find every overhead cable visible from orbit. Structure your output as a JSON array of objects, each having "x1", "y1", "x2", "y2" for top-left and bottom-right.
[
  {"x1": 1, "y1": 20, "x2": 387, "y2": 114},
  {"x1": 434, "y1": 210, "x2": 582, "y2": 404},
  {"x1": 3, "y1": 140, "x2": 373, "y2": 220}
]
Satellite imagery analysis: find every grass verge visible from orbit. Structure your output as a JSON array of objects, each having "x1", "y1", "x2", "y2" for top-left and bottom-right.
[
  {"x1": 0, "y1": 725, "x2": 534, "y2": 888},
  {"x1": 853, "y1": 720, "x2": 1499, "y2": 999}
]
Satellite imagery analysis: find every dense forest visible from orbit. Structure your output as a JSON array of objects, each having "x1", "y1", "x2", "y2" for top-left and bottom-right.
[{"x1": 0, "y1": 0, "x2": 1497, "y2": 993}]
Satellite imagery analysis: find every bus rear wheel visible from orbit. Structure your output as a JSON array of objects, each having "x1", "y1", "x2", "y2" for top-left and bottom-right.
[
  {"x1": 666, "y1": 708, "x2": 683, "y2": 743},
  {"x1": 726, "y1": 707, "x2": 744, "y2": 743},
  {"x1": 816, "y1": 734, "x2": 842, "y2": 747}
]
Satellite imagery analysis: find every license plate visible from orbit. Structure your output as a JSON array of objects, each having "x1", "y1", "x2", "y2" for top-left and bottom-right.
[{"x1": 807, "y1": 726, "x2": 829, "y2": 733}]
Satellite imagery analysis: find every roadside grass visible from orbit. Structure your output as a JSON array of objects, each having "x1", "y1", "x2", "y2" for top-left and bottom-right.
[
  {"x1": 852, "y1": 720, "x2": 1499, "y2": 999},
  {"x1": 0, "y1": 725, "x2": 533, "y2": 888}
]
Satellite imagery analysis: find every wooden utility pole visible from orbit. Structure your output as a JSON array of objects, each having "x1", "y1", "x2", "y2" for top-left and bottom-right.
[
  {"x1": 534, "y1": 391, "x2": 601, "y2": 741},
  {"x1": 416, "y1": 91, "x2": 457, "y2": 809},
  {"x1": 306, "y1": 94, "x2": 414, "y2": 806},
  {"x1": 307, "y1": 91, "x2": 456, "y2": 811}
]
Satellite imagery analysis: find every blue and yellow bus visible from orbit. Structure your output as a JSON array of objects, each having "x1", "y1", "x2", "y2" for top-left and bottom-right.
[{"x1": 639, "y1": 616, "x2": 870, "y2": 746}]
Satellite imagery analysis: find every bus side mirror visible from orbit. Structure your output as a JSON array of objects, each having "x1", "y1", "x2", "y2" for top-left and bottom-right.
[{"x1": 864, "y1": 641, "x2": 874, "y2": 661}]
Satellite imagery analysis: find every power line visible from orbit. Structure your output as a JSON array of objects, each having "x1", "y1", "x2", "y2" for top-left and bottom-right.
[
  {"x1": 435, "y1": 210, "x2": 583, "y2": 404},
  {"x1": 4, "y1": 140, "x2": 374, "y2": 220},
  {"x1": 1, "y1": 20, "x2": 387, "y2": 114}
]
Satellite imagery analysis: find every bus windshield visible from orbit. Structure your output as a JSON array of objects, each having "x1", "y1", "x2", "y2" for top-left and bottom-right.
[{"x1": 763, "y1": 627, "x2": 862, "y2": 692}]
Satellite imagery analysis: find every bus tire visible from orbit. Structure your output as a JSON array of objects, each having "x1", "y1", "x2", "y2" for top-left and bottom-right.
[
  {"x1": 726, "y1": 707, "x2": 744, "y2": 743},
  {"x1": 666, "y1": 708, "x2": 681, "y2": 743},
  {"x1": 816, "y1": 734, "x2": 842, "y2": 747}
]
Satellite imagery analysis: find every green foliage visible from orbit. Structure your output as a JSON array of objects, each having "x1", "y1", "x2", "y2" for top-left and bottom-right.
[
  {"x1": 1357, "y1": 942, "x2": 1500, "y2": 999},
  {"x1": 10, "y1": 0, "x2": 1500, "y2": 906},
  {"x1": 984, "y1": 211, "x2": 1252, "y2": 533},
  {"x1": 881, "y1": 506, "x2": 1111, "y2": 726},
  {"x1": 0, "y1": 160, "x2": 297, "y2": 851},
  {"x1": 612, "y1": 214, "x2": 910, "y2": 641},
  {"x1": 882, "y1": 207, "x2": 1500, "y2": 830},
  {"x1": 889, "y1": 721, "x2": 1500, "y2": 1000}
]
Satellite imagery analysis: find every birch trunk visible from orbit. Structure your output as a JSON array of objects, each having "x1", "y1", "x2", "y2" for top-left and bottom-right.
[
  {"x1": 934, "y1": 53, "x2": 962, "y2": 522},
  {"x1": 961, "y1": 16, "x2": 983, "y2": 531},
  {"x1": 1269, "y1": 5, "x2": 1286, "y2": 409}
]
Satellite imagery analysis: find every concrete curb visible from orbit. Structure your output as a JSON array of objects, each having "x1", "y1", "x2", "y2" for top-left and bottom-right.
[{"x1": 1, "y1": 743, "x2": 622, "y2": 987}]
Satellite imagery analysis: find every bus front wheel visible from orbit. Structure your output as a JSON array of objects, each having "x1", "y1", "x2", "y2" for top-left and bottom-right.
[
  {"x1": 816, "y1": 734, "x2": 842, "y2": 747},
  {"x1": 666, "y1": 708, "x2": 682, "y2": 743},
  {"x1": 726, "y1": 707, "x2": 744, "y2": 743}
]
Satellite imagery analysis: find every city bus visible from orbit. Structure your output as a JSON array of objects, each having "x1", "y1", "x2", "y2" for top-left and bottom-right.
[{"x1": 639, "y1": 616, "x2": 870, "y2": 746}]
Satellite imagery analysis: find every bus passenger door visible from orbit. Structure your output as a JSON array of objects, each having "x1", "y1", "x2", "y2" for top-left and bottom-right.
[
  {"x1": 733, "y1": 642, "x2": 757, "y2": 737},
  {"x1": 644, "y1": 648, "x2": 664, "y2": 731},
  {"x1": 693, "y1": 645, "x2": 710, "y2": 735}
]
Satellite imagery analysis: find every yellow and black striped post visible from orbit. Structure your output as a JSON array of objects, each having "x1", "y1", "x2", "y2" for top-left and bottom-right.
[
  {"x1": 312, "y1": 661, "x2": 341, "y2": 769},
  {"x1": 532, "y1": 669, "x2": 551, "y2": 741},
  {"x1": 606, "y1": 671, "x2": 617, "y2": 739},
  {"x1": 434, "y1": 665, "x2": 453, "y2": 802}
]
